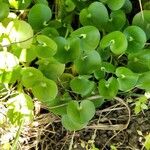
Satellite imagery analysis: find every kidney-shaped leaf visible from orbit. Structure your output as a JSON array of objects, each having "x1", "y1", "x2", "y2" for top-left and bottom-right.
[
  {"x1": 98, "y1": 77, "x2": 118, "y2": 99},
  {"x1": 123, "y1": 26, "x2": 147, "y2": 53},
  {"x1": 62, "y1": 114, "x2": 87, "y2": 131},
  {"x1": 36, "y1": 35, "x2": 57, "y2": 58},
  {"x1": 70, "y1": 26, "x2": 100, "y2": 51},
  {"x1": 70, "y1": 76, "x2": 95, "y2": 97},
  {"x1": 105, "y1": 10, "x2": 126, "y2": 32},
  {"x1": 106, "y1": 0, "x2": 125, "y2": 10},
  {"x1": 80, "y1": 2, "x2": 109, "y2": 30},
  {"x1": 67, "y1": 100, "x2": 95, "y2": 124},
  {"x1": 74, "y1": 50, "x2": 101, "y2": 75},
  {"x1": 28, "y1": 4, "x2": 52, "y2": 30},
  {"x1": 132, "y1": 10, "x2": 150, "y2": 39},
  {"x1": 116, "y1": 67, "x2": 139, "y2": 91},
  {"x1": 7, "y1": 20, "x2": 33, "y2": 48},
  {"x1": 21, "y1": 67, "x2": 44, "y2": 88},
  {"x1": 54, "y1": 36, "x2": 80, "y2": 63},
  {"x1": 32, "y1": 78, "x2": 58, "y2": 102},
  {"x1": 100, "y1": 31, "x2": 127, "y2": 55},
  {"x1": 128, "y1": 49, "x2": 150, "y2": 72}
]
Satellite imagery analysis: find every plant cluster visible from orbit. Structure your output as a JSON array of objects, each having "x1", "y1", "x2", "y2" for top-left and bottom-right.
[{"x1": 0, "y1": 0, "x2": 150, "y2": 134}]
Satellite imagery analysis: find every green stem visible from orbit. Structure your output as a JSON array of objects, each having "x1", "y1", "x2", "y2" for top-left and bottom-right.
[{"x1": 11, "y1": 120, "x2": 24, "y2": 150}]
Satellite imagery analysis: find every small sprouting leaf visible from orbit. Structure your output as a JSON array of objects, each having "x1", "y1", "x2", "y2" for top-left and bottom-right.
[
  {"x1": 21, "y1": 67, "x2": 44, "y2": 88},
  {"x1": 123, "y1": 26, "x2": 147, "y2": 53},
  {"x1": 74, "y1": 50, "x2": 101, "y2": 75},
  {"x1": 32, "y1": 78, "x2": 58, "y2": 102},
  {"x1": 0, "y1": 51, "x2": 19, "y2": 71},
  {"x1": 98, "y1": 77, "x2": 119, "y2": 99},
  {"x1": 7, "y1": 20, "x2": 33, "y2": 48},
  {"x1": 100, "y1": 62, "x2": 116, "y2": 73},
  {"x1": 116, "y1": 67, "x2": 139, "y2": 91},
  {"x1": 28, "y1": 3, "x2": 52, "y2": 30},
  {"x1": 36, "y1": 35, "x2": 57, "y2": 58},
  {"x1": 94, "y1": 69, "x2": 105, "y2": 80},
  {"x1": 65, "y1": 0, "x2": 76, "y2": 12},
  {"x1": 128, "y1": 49, "x2": 150, "y2": 72},
  {"x1": 105, "y1": 10, "x2": 126, "y2": 32},
  {"x1": 54, "y1": 37, "x2": 81, "y2": 63},
  {"x1": 132, "y1": 10, "x2": 150, "y2": 39},
  {"x1": 144, "y1": 134, "x2": 150, "y2": 150},
  {"x1": 9, "y1": 0, "x2": 31, "y2": 9},
  {"x1": 62, "y1": 114, "x2": 87, "y2": 131},
  {"x1": 70, "y1": 26, "x2": 100, "y2": 51},
  {"x1": 38, "y1": 58, "x2": 65, "y2": 81},
  {"x1": 67, "y1": 100, "x2": 95, "y2": 124},
  {"x1": 80, "y1": 2, "x2": 109, "y2": 30},
  {"x1": 70, "y1": 76, "x2": 95, "y2": 97},
  {"x1": 100, "y1": 31, "x2": 128, "y2": 55},
  {"x1": 106, "y1": 0, "x2": 125, "y2": 10},
  {"x1": 0, "y1": 2, "x2": 9, "y2": 21}
]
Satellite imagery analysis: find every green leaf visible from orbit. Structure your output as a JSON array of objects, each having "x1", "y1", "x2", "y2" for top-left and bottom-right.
[
  {"x1": 79, "y1": 2, "x2": 109, "y2": 30},
  {"x1": 7, "y1": 20, "x2": 33, "y2": 48},
  {"x1": 116, "y1": 67, "x2": 139, "y2": 91},
  {"x1": 54, "y1": 37, "x2": 81, "y2": 63},
  {"x1": 100, "y1": 62, "x2": 116, "y2": 73},
  {"x1": 70, "y1": 26, "x2": 100, "y2": 51},
  {"x1": 132, "y1": 10, "x2": 150, "y2": 39},
  {"x1": 98, "y1": 77, "x2": 119, "y2": 99},
  {"x1": 123, "y1": 26, "x2": 147, "y2": 53},
  {"x1": 21, "y1": 67, "x2": 44, "y2": 88},
  {"x1": 100, "y1": 31, "x2": 128, "y2": 55},
  {"x1": 74, "y1": 50, "x2": 101, "y2": 75},
  {"x1": 136, "y1": 71, "x2": 150, "y2": 91},
  {"x1": 106, "y1": 0, "x2": 125, "y2": 10},
  {"x1": 65, "y1": 0, "x2": 76, "y2": 12},
  {"x1": 0, "y1": 51, "x2": 19, "y2": 71},
  {"x1": 70, "y1": 76, "x2": 95, "y2": 97},
  {"x1": 144, "y1": 134, "x2": 150, "y2": 150},
  {"x1": 105, "y1": 10, "x2": 126, "y2": 32},
  {"x1": 94, "y1": 69, "x2": 105, "y2": 80},
  {"x1": 128, "y1": 49, "x2": 150, "y2": 72},
  {"x1": 62, "y1": 114, "x2": 87, "y2": 131},
  {"x1": 36, "y1": 35, "x2": 57, "y2": 58},
  {"x1": 7, "y1": 93, "x2": 34, "y2": 125},
  {"x1": 38, "y1": 58, "x2": 65, "y2": 81},
  {"x1": 67, "y1": 100, "x2": 95, "y2": 124},
  {"x1": 28, "y1": 4, "x2": 52, "y2": 30},
  {"x1": 121, "y1": 0, "x2": 132, "y2": 14},
  {"x1": 41, "y1": 27, "x2": 59, "y2": 38},
  {"x1": 0, "y1": 2, "x2": 9, "y2": 21},
  {"x1": 32, "y1": 78, "x2": 58, "y2": 102}
]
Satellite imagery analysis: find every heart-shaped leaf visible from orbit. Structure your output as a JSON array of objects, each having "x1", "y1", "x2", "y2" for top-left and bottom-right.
[
  {"x1": 70, "y1": 26, "x2": 100, "y2": 51},
  {"x1": 106, "y1": 0, "x2": 125, "y2": 10},
  {"x1": 123, "y1": 26, "x2": 147, "y2": 53},
  {"x1": 32, "y1": 78, "x2": 58, "y2": 102},
  {"x1": 38, "y1": 58, "x2": 65, "y2": 81},
  {"x1": 67, "y1": 100, "x2": 95, "y2": 124},
  {"x1": 74, "y1": 50, "x2": 101, "y2": 75},
  {"x1": 116, "y1": 67, "x2": 139, "y2": 91},
  {"x1": 70, "y1": 76, "x2": 95, "y2": 97},
  {"x1": 0, "y1": 2, "x2": 9, "y2": 21},
  {"x1": 100, "y1": 62, "x2": 116, "y2": 73},
  {"x1": 132, "y1": 10, "x2": 150, "y2": 39},
  {"x1": 54, "y1": 36, "x2": 81, "y2": 63},
  {"x1": 105, "y1": 10, "x2": 126, "y2": 32},
  {"x1": 28, "y1": 4, "x2": 52, "y2": 30},
  {"x1": 6, "y1": 20, "x2": 33, "y2": 48},
  {"x1": 36, "y1": 35, "x2": 57, "y2": 58},
  {"x1": 21, "y1": 67, "x2": 44, "y2": 88},
  {"x1": 128, "y1": 49, "x2": 150, "y2": 72},
  {"x1": 79, "y1": 2, "x2": 109, "y2": 30},
  {"x1": 100, "y1": 31, "x2": 128, "y2": 55},
  {"x1": 62, "y1": 114, "x2": 87, "y2": 131},
  {"x1": 98, "y1": 77, "x2": 119, "y2": 99}
]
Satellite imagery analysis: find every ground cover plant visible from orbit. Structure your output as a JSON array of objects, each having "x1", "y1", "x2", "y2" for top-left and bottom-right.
[{"x1": 0, "y1": 0, "x2": 150, "y2": 149}]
